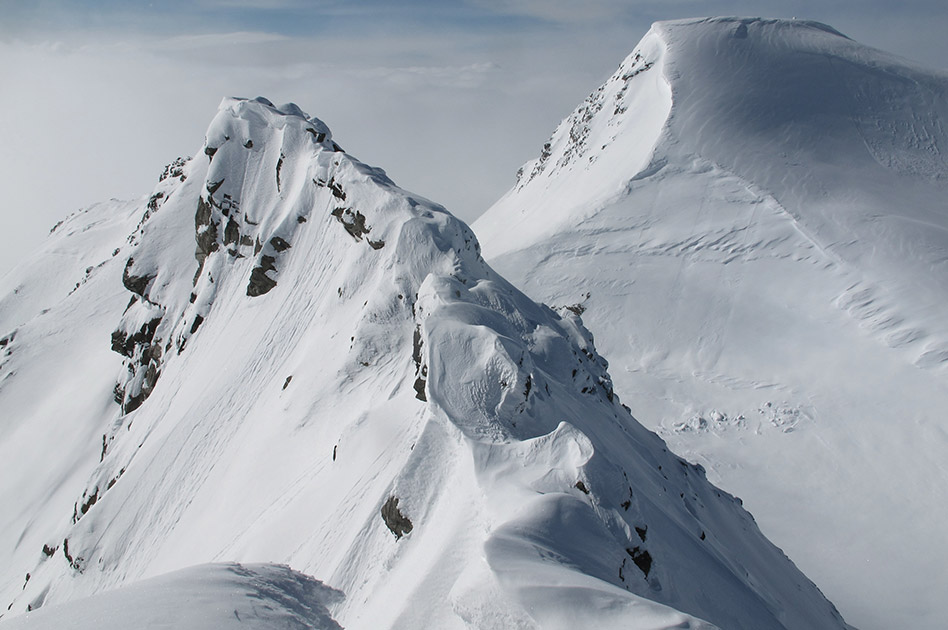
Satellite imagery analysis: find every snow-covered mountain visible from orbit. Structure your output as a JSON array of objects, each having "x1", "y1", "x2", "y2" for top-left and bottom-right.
[
  {"x1": 474, "y1": 17, "x2": 948, "y2": 630},
  {"x1": 0, "y1": 97, "x2": 851, "y2": 629}
]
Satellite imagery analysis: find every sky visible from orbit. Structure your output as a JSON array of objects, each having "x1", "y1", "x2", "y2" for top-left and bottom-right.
[{"x1": 1, "y1": 0, "x2": 947, "y2": 275}]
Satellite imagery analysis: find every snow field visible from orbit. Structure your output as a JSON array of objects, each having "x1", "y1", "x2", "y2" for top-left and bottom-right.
[{"x1": 476, "y1": 17, "x2": 948, "y2": 630}]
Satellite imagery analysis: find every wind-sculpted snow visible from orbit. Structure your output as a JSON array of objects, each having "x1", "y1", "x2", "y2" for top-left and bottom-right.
[
  {"x1": 0, "y1": 563, "x2": 343, "y2": 630},
  {"x1": 1, "y1": 96, "x2": 848, "y2": 629},
  {"x1": 475, "y1": 17, "x2": 948, "y2": 630}
]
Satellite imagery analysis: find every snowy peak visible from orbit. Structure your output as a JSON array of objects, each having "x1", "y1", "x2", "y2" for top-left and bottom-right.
[
  {"x1": 2, "y1": 96, "x2": 850, "y2": 629},
  {"x1": 473, "y1": 18, "x2": 948, "y2": 630},
  {"x1": 513, "y1": 24, "x2": 668, "y2": 193},
  {"x1": 659, "y1": 15, "x2": 850, "y2": 44},
  {"x1": 505, "y1": 15, "x2": 947, "y2": 228},
  {"x1": 113, "y1": 95, "x2": 483, "y2": 414},
  {"x1": 654, "y1": 17, "x2": 948, "y2": 181}
]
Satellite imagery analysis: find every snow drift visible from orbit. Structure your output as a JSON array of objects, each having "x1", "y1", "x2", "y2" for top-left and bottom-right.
[
  {"x1": 0, "y1": 563, "x2": 343, "y2": 630},
  {"x1": 475, "y1": 17, "x2": 948, "y2": 630},
  {"x1": 0, "y1": 96, "x2": 849, "y2": 629}
]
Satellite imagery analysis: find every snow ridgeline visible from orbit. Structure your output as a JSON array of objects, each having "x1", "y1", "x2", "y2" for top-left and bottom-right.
[
  {"x1": 1, "y1": 97, "x2": 848, "y2": 629},
  {"x1": 475, "y1": 17, "x2": 948, "y2": 630}
]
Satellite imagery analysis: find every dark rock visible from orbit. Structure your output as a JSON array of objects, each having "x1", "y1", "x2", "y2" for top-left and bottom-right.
[
  {"x1": 62, "y1": 538, "x2": 83, "y2": 573},
  {"x1": 147, "y1": 192, "x2": 164, "y2": 213},
  {"x1": 244, "y1": 139, "x2": 253, "y2": 148},
  {"x1": 328, "y1": 179, "x2": 346, "y2": 200},
  {"x1": 276, "y1": 153, "x2": 284, "y2": 191},
  {"x1": 247, "y1": 255, "x2": 278, "y2": 297},
  {"x1": 270, "y1": 236, "x2": 291, "y2": 252},
  {"x1": 41, "y1": 544, "x2": 57, "y2": 558},
  {"x1": 195, "y1": 196, "x2": 213, "y2": 227},
  {"x1": 411, "y1": 325, "x2": 427, "y2": 400},
  {"x1": 194, "y1": 198, "x2": 220, "y2": 280},
  {"x1": 331, "y1": 207, "x2": 371, "y2": 241},
  {"x1": 305, "y1": 128, "x2": 326, "y2": 142},
  {"x1": 111, "y1": 329, "x2": 129, "y2": 355},
  {"x1": 206, "y1": 179, "x2": 225, "y2": 195},
  {"x1": 115, "y1": 317, "x2": 161, "y2": 358},
  {"x1": 159, "y1": 157, "x2": 188, "y2": 182},
  {"x1": 283, "y1": 375, "x2": 292, "y2": 390},
  {"x1": 224, "y1": 217, "x2": 240, "y2": 245},
  {"x1": 635, "y1": 526, "x2": 647, "y2": 542},
  {"x1": 190, "y1": 315, "x2": 205, "y2": 334},
  {"x1": 412, "y1": 326, "x2": 423, "y2": 368},
  {"x1": 107, "y1": 471, "x2": 121, "y2": 490},
  {"x1": 122, "y1": 258, "x2": 153, "y2": 297},
  {"x1": 574, "y1": 480, "x2": 590, "y2": 494},
  {"x1": 142, "y1": 363, "x2": 159, "y2": 396},
  {"x1": 205, "y1": 146, "x2": 218, "y2": 160},
  {"x1": 381, "y1": 496, "x2": 413, "y2": 539},
  {"x1": 195, "y1": 219, "x2": 220, "y2": 261},
  {"x1": 78, "y1": 488, "x2": 99, "y2": 517},
  {"x1": 626, "y1": 546, "x2": 652, "y2": 578},
  {"x1": 124, "y1": 390, "x2": 146, "y2": 414},
  {"x1": 413, "y1": 377, "x2": 427, "y2": 402},
  {"x1": 367, "y1": 238, "x2": 385, "y2": 250},
  {"x1": 142, "y1": 317, "x2": 161, "y2": 343}
]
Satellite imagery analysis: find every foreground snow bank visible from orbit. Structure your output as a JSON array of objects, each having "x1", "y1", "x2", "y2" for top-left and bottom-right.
[{"x1": 0, "y1": 563, "x2": 342, "y2": 630}]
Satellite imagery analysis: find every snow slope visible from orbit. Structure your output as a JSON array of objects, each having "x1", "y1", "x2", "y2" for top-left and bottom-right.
[
  {"x1": 0, "y1": 563, "x2": 343, "y2": 630},
  {"x1": 0, "y1": 97, "x2": 849, "y2": 629},
  {"x1": 474, "y1": 17, "x2": 948, "y2": 630}
]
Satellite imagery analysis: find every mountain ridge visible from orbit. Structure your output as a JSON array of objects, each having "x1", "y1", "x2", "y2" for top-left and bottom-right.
[{"x1": 0, "y1": 95, "x2": 849, "y2": 629}]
